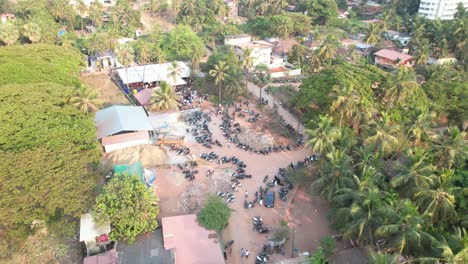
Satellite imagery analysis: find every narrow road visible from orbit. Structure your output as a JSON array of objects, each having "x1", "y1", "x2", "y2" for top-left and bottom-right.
[{"x1": 246, "y1": 81, "x2": 306, "y2": 136}]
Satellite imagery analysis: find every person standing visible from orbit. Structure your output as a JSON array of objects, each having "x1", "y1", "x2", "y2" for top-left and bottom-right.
[
  {"x1": 240, "y1": 248, "x2": 245, "y2": 258},
  {"x1": 245, "y1": 249, "x2": 250, "y2": 259},
  {"x1": 244, "y1": 190, "x2": 248, "y2": 198}
]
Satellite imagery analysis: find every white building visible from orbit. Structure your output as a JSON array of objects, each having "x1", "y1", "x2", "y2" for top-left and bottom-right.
[
  {"x1": 224, "y1": 34, "x2": 252, "y2": 46},
  {"x1": 69, "y1": 0, "x2": 116, "y2": 6},
  {"x1": 235, "y1": 40, "x2": 273, "y2": 68},
  {"x1": 418, "y1": 0, "x2": 467, "y2": 20}
]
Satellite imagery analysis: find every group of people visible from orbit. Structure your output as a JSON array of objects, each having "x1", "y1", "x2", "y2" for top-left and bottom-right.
[{"x1": 240, "y1": 248, "x2": 250, "y2": 259}]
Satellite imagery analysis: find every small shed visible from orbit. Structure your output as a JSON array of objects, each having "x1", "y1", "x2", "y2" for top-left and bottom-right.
[
  {"x1": 101, "y1": 131, "x2": 151, "y2": 153},
  {"x1": 80, "y1": 213, "x2": 111, "y2": 256}
]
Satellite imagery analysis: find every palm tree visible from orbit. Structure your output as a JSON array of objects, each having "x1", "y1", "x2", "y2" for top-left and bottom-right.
[
  {"x1": 225, "y1": 76, "x2": 244, "y2": 97},
  {"x1": 310, "y1": 149, "x2": 355, "y2": 201},
  {"x1": 150, "y1": 45, "x2": 165, "y2": 63},
  {"x1": 384, "y1": 67, "x2": 418, "y2": 112},
  {"x1": 414, "y1": 40, "x2": 432, "y2": 66},
  {"x1": 405, "y1": 110, "x2": 435, "y2": 146},
  {"x1": 414, "y1": 169, "x2": 460, "y2": 224},
  {"x1": 316, "y1": 34, "x2": 338, "y2": 65},
  {"x1": 375, "y1": 199, "x2": 435, "y2": 255},
  {"x1": 430, "y1": 127, "x2": 467, "y2": 169},
  {"x1": 86, "y1": 31, "x2": 106, "y2": 55},
  {"x1": 89, "y1": 2, "x2": 104, "y2": 28},
  {"x1": 367, "y1": 251, "x2": 400, "y2": 264},
  {"x1": 329, "y1": 84, "x2": 361, "y2": 128},
  {"x1": 251, "y1": 64, "x2": 271, "y2": 101},
  {"x1": 364, "y1": 113, "x2": 400, "y2": 156},
  {"x1": 22, "y1": 22, "x2": 41, "y2": 43},
  {"x1": 364, "y1": 23, "x2": 382, "y2": 45},
  {"x1": 117, "y1": 44, "x2": 134, "y2": 85},
  {"x1": 306, "y1": 115, "x2": 341, "y2": 154},
  {"x1": 332, "y1": 185, "x2": 393, "y2": 246},
  {"x1": 149, "y1": 81, "x2": 181, "y2": 111},
  {"x1": 70, "y1": 85, "x2": 103, "y2": 114},
  {"x1": 167, "y1": 61, "x2": 184, "y2": 88},
  {"x1": 76, "y1": 0, "x2": 88, "y2": 31},
  {"x1": 0, "y1": 23, "x2": 19, "y2": 46},
  {"x1": 209, "y1": 61, "x2": 230, "y2": 105},
  {"x1": 241, "y1": 48, "x2": 254, "y2": 89},
  {"x1": 391, "y1": 148, "x2": 435, "y2": 195},
  {"x1": 138, "y1": 42, "x2": 150, "y2": 64}
]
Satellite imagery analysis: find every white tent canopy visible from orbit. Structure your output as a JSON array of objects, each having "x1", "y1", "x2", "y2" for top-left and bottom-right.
[{"x1": 117, "y1": 62, "x2": 190, "y2": 85}]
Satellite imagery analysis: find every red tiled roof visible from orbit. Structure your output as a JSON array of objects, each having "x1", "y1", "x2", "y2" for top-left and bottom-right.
[
  {"x1": 273, "y1": 39, "x2": 299, "y2": 55},
  {"x1": 270, "y1": 67, "x2": 286, "y2": 73},
  {"x1": 162, "y1": 214, "x2": 224, "y2": 264},
  {"x1": 83, "y1": 249, "x2": 117, "y2": 264},
  {"x1": 374, "y1": 49, "x2": 413, "y2": 62},
  {"x1": 134, "y1": 88, "x2": 153, "y2": 106}
]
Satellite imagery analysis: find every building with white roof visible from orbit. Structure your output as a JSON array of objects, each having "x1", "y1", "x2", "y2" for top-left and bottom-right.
[
  {"x1": 117, "y1": 62, "x2": 190, "y2": 86},
  {"x1": 418, "y1": 0, "x2": 467, "y2": 20}
]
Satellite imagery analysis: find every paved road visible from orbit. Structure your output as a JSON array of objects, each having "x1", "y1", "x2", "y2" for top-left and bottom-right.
[{"x1": 246, "y1": 81, "x2": 307, "y2": 136}]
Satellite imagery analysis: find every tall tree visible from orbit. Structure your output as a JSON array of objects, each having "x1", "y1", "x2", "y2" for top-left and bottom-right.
[
  {"x1": 306, "y1": 115, "x2": 341, "y2": 154},
  {"x1": 430, "y1": 127, "x2": 467, "y2": 169},
  {"x1": 149, "y1": 81, "x2": 181, "y2": 111},
  {"x1": 93, "y1": 174, "x2": 159, "y2": 243},
  {"x1": 241, "y1": 48, "x2": 254, "y2": 89},
  {"x1": 251, "y1": 64, "x2": 271, "y2": 101},
  {"x1": 364, "y1": 23, "x2": 382, "y2": 45},
  {"x1": 167, "y1": 61, "x2": 184, "y2": 87},
  {"x1": 117, "y1": 44, "x2": 134, "y2": 85},
  {"x1": 75, "y1": 0, "x2": 88, "y2": 31},
  {"x1": 209, "y1": 60, "x2": 230, "y2": 105},
  {"x1": 69, "y1": 84, "x2": 103, "y2": 114}
]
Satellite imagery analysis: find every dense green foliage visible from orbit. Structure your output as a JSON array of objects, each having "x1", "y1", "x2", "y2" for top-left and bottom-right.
[
  {"x1": 293, "y1": 63, "x2": 386, "y2": 123},
  {"x1": 0, "y1": 44, "x2": 100, "y2": 250},
  {"x1": 301, "y1": 62, "x2": 467, "y2": 261},
  {"x1": 296, "y1": 0, "x2": 338, "y2": 25},
  {"x1": 0, "y1": 44, "x2": 84, "y2": 86},
  {"x1": 93, "y1": 174, "x2": 160, "y2": 243},
  {"x1": 247, "y1": 13, "x2": 312, "y2": 38},
  {"x1": 159, "y1": 25, "x2": 205, "y2": 62},
  {"x1": 197, "y1": 195, "x2": 231, "y2": 231}
]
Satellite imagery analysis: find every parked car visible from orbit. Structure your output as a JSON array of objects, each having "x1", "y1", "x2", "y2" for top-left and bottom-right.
[{"x1": 265, "y1": 190, "x2": 275, "y2": 208}]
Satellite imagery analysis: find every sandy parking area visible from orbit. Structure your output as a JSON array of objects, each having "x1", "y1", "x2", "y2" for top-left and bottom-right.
[{"x1": 150, "y1": 102, "x2": 336, "y2": 263}]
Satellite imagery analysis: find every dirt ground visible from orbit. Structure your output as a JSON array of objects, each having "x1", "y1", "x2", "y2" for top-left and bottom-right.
[
  {"x1": 151, "y1": 101, "x2": 336, "y2": 263},
  {"x1": 80, "y1": 72, "x2": 129, "y2": 107}
]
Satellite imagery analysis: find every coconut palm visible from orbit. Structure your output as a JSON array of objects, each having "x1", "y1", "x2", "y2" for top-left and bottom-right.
[
  {"x1": 150, "y1": 45, "x2": 165, "y2": 63},
  {"x1": 89, "y1": 1, "x2": 104, "y2": 27},
  {"x1": 117, "y1": 44, "x2": 134, "y2": 85},
  {"x1": 430, "y1": 127, "x2": 467, "y2": 169},
  {"x1": 241, "y1": 48, "x2": 254, "y2": 88},
  {"x1": 251, "y1": 64, "x2": 271, "y2": 101},
  {"x1": 316, "y1": 34, "x2": 338, "y2": 65},
  {"x1": 76, "y1": 0, "x2": 88, "y2": 31},
  {"x1": 414, "y1": 169, "x2": 460, "y2": 224},
  {"x1": 384, "y1": 67, "x2": 418, "y2": 112},
  {"x1": 224, "y1": 76, "x2": 244, "y2": 97},
  {"x1": 405, "y1": 109, "x2": 436, "y2": 146},
  {"x1": 376, "y1": 199, "x2": 435, "y2": 255},
  {"x1": 167, "y1": 61, "x2": 185, "y2": 87},
  {"x1": 22, "y1": 22, "x2": 41, "y2": 43},
  {"x1": 0, "y1": 22, "x2": 19, "y2": 46},
  {"x1": 149, "y1": 81, "x2": 181, "y2": 111},
  {"x1": 391, "y1": 148, "x2": 435, "y2": 195},
  {"x1": 364, "y1": 23, "x2": 382, "y2": 45},
  {"x1": 306, "y1": 115, "x2": 341, "y2": 154},
  {"x1": 310, "y1": 149, "x2": 355, "y2": 201},
  {"x1": 414, "y1": 40, "x2": 432, "y2": 66},
  {"x1": 332, "y1": 185, "x2": 393, "y2": 246},
  {"x1": 209, "y1": 61, "x2": 230, "y2": 105},
  {"x1": 137, "y1": 42, "x2": 150, "y2": 64},
  {"x1": 367, "y1": 251, "x2": 401, "y2": 264},
  {"x1": 70, "y1": 85, "x2": 103, "y2": 114},
  {"x1": 365, "y1": 113, "x2": 400, "y2": 156},
  {"x1": 329, "y1": 84, "x2": 361, "y2": 128}
]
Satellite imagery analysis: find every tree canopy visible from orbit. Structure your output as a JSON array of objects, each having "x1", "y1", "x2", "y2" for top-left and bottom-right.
[
  {"x1": 159, "y1": 25, "x2": 205, "y2": 62},
  {"x1": 197, "y1": 195, "x2": 231, "y2": 231},
  {"x1": 0, "y1": 44, "x2": 99, "y2": 249},
  {"x1": 93, "y1": 174, "x2": 160, "y2": 243}
]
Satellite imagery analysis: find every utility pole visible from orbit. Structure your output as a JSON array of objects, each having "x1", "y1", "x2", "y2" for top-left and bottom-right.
[{"x1": 291, "y1": 226, "x2": 295, "y2": 258}]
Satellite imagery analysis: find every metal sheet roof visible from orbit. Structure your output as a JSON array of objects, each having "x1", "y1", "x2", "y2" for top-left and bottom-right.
[
  {"x1": 117, "y1": 62, "x2": 190, "y2": 85},
  {"x1": 95, "y1": 106, "x2": 153, "y2": 139}
]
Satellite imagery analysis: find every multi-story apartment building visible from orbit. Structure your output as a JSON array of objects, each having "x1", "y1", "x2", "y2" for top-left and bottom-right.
[{"x1": 418, "y1": 0, "x2": 467, "y2": 20}]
